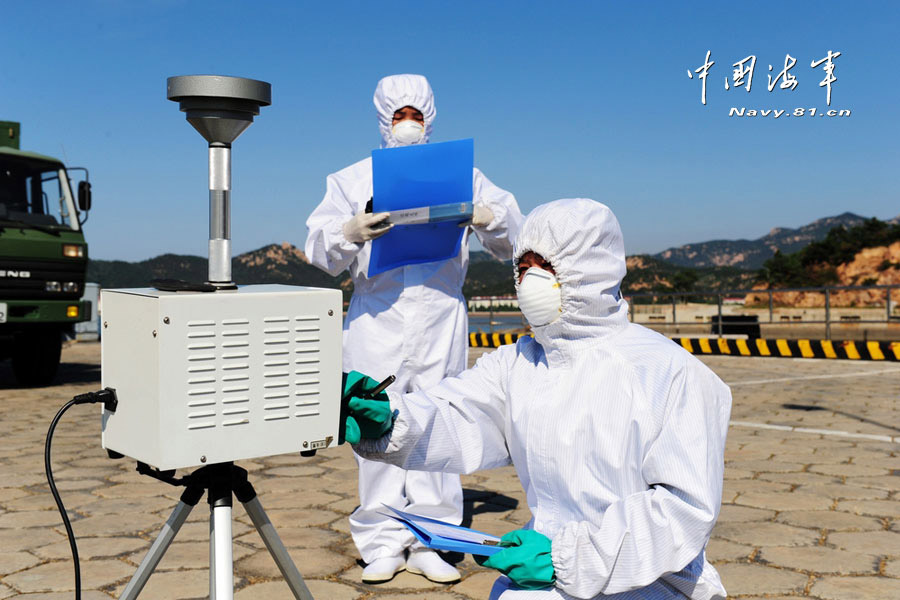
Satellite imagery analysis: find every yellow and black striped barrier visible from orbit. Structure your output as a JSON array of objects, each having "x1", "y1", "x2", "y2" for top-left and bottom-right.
[
  {"x1": 674, "y1": 338, "x2": 900, "y2": 361},
  {"x1": 469, "y1": 332, "x2": 530, "y2": 348},
  {"x1": 469, "y1": 332, "x2": 900, "y2": 360}
]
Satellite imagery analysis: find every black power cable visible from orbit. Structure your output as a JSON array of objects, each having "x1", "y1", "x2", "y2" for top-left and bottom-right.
[
  {"x1": 45, "y1": 397, "x2": 81, "y2": 599},
  {"x1": 44, "y1": 388, "x2": 118, "y2": 600}
]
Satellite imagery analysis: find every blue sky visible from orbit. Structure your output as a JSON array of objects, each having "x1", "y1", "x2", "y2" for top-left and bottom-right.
[{"x1": 4, "y1": 1, "x2": 898, "y2": 261}]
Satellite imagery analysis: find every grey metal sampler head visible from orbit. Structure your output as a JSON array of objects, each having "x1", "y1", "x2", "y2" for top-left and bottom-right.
[
  {"x1": 167, "y1": 75, "x2": 272, "y2": 285},
  {"x1": 167, "y1": 75, "x2": 271, "y2": 145}
]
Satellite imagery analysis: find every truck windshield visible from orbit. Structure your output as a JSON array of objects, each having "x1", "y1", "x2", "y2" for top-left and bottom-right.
[{"x1": 0, "y1": 157, "x2": 78, "y2": 230}]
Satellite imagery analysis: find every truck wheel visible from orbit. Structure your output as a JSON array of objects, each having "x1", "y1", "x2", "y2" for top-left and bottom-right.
[{"x1": 12, "y1": 328, "x2": 62, "y2": 387}]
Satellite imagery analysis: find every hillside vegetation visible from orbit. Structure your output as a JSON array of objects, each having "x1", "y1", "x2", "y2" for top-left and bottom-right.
[
  {"x1": 758, "y1": 218, "x2": 900, "y2": 287},
  {"x1": 463, "y1": 251, "x2": 515, "y2": 297},
  {"x1": 623, "y1": 255, "x2": 756, "y2": 295},
  {"x1": 653, "y1": 212, "x2": 871, "y2": 269}
]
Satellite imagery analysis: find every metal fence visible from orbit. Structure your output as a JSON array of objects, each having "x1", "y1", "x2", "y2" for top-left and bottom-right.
[
  {"x1": 624, "y1": 284, "x2": 900, "y2": 340},
  {"x1": 466, "y1": 285, "x2": 900, "y2": 339},
  {"x1": 467, "y1": 296, "x2": 524, "y2": 334}
]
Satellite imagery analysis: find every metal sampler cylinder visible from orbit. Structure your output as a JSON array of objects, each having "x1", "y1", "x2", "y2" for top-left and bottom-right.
[{"x1": 167, "y1": 75, "x2": 271, "y2": 286}]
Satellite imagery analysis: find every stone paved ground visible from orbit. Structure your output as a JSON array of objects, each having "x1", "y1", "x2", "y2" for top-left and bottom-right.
[{"x1": 1, "y1": 342, "x2": 898, "y2": 599}]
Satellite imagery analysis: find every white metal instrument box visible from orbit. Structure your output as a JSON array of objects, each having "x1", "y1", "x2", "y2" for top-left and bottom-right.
[{"x1": 100, "y1": 284, "x2": 342, "y2": 470}]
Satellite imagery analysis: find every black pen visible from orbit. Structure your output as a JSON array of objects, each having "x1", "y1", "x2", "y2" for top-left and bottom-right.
[
  {"x1": 483, "y1": 540, "x2": 515, "y2": 547},
  {"x1": 342, "y1": 374, "x2": 396, "y2": 403},
  {"x1": 366, "y1": 374, "x2": 396, "y2": 398}
]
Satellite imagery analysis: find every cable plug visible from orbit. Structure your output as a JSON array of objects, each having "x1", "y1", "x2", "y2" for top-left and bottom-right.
[{"x1": 72, "y1": 388, "x2": 118, "y2": 413}]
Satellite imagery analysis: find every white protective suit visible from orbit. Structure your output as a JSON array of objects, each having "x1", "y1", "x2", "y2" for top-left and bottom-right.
[
  {"x1": 356, "y1": 199, "x2": 732, "y2": 599},
  {"x1": 305, "y1": 74, "x2": 524, "y2": 562}
]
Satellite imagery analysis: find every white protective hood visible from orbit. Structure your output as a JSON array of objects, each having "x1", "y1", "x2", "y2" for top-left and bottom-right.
[
  {"x1": 373, "y1": 74, "x2": 436, "y2": 148},
  {"x1": 514, "y1": 198, "x2": 630, "y2": 365}
]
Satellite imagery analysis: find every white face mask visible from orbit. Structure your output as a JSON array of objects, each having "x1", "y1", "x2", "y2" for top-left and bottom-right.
[
  {"x1": 391, "y1": 119, "x2": 425, "y2": 145},
  {"x1": 517, "y1": 267, "x2": 562, "y2": 327}
]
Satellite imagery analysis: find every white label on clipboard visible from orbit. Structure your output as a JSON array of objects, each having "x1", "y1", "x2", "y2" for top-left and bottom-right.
[
  {"x1": 386, "y1": 201, "x2": 474, "y2": 226},
  {"x1": 388, "y1": 207, "x2": 431, "y2": 225}
]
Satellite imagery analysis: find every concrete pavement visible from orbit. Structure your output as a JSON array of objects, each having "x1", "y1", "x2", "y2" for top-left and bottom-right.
[{"x1": 0, "y1": 342, "x2": 897, "y2": 599}]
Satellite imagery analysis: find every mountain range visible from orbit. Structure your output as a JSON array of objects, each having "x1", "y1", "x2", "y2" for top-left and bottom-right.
[
  {"x1": 86, "y1": 243, "x2": 512, "y2": 300},
  {"x1": 88, "y1": 242, "x2": 345, "y2": 291},
  {"x1": 87, "y1": 212, "x2": 896, "y2": 297},
  {"x1": 653, "y1": 212, "x2": 899, "y2": 270}
]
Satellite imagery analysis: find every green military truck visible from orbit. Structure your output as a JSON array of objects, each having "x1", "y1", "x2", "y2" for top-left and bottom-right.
[{"x1": 0, "y1": 121, "x2": 92, "y2": 386}]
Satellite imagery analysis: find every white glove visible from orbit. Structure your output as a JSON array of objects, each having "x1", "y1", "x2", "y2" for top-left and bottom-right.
[
  {"x1": 461, "y1": 204, "x2": 495, "y2": 229},
  {"x1": 342, "y1": 212, "x2": 392, "y2": 243},
  {"x1": 472, "y1": 204, "x2": 494, "y2": 228}
]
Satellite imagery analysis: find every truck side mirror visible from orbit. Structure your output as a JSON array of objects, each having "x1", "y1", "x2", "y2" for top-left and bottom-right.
[{"x1": 77, "y1": 181, "x2": 92, "y2": 211}]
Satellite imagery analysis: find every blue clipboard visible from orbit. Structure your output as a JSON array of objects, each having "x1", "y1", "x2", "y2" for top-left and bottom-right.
[
  {"x1": 369, "y1": 138, "x2": 474, "y2": 276},
  {"x1": 379, "y1": 504, "x2": 505, "y2": 557}
]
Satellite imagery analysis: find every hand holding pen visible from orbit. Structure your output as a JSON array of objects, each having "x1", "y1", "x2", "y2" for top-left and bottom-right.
[{"x1": 342, "y1": 372, "x2": 397, "y2": 444}]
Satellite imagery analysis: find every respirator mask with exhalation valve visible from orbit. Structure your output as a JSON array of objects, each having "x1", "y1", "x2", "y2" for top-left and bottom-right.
[{"x1": 517, "y1": 267, "x2": 562, "y2": 327}]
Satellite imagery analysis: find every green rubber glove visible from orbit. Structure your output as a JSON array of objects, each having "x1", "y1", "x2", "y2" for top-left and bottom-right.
[
  {"x1": 344, "y1": 415, "x2": 362, "y2": 445},
  {"x1": 347, "y1": 396, "x2": 394, "y2": 440},
  {"x1": 343, "y1": 371, "x2": 394, "y2": 444},
  {"x1": 476, "y1": 529, "x2": 555, "y2": 590},
  {"x1": 343, "y1": 371, "x2": 390, "y2": 400}
]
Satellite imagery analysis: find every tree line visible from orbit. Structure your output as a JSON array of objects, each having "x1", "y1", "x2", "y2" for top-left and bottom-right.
[{"x1": 758, "y1": 217, "x2": 900, "y2": 287}]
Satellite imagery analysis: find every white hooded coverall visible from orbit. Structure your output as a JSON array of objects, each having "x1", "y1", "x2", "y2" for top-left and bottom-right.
[
  {"x1": 304, "y1": 74, "x2": 524, "y2": 562},
  {"x1": 356, "y1": 199, "x2": 732, "y2": 599}
]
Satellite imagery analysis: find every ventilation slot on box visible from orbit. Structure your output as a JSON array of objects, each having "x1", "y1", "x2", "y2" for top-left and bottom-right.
[
  {"x1": 183, "y1": 318, "x2": 252, "y2": 432},
  {"x1": 222, "y1": 395, "x2": 250, "y2": 405},
  {"x1": 186, "y1": 321, "x2": 219, "y2": 431},
  {"x1": 187, "y1": 408, "x2": 216, "y2": 430},
  {"x1": 287, "y1": 315, "x2": 323, "y2": 420},
  {"x1": 228, "y1": 313, "x2": 322, "y2": 422},
  {"x1": 263, "y1": 398, "x2": 291, "y2": 421}
]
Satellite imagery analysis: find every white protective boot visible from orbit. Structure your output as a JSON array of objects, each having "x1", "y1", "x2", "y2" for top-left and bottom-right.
[
  {"x1": 406, "y1": 549, "x2": 461, "y2": 583},
  {"x1": 361, "y1": 553, "x2": 406, "y2": 583}
]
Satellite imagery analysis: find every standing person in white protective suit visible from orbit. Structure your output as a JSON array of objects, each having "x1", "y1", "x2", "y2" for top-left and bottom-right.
[
  {"x1": 305, "y1": 73, "x2": 524, "y2": 584},
  {"x1": 344, "y1": 198, "x2": 732, "y2": 599}
]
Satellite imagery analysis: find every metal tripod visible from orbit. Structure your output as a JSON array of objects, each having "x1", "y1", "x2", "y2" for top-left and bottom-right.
[{"x1": 119, "y1": 463, "x2": 313, "y2": 600}]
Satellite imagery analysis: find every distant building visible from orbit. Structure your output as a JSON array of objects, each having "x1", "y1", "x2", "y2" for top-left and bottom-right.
[{"x1": 468, "y1": 295, "x2": 519, "y2": 310}]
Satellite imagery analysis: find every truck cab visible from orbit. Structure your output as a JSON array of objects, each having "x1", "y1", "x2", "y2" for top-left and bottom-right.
[{"x1": 0, "y1": 121, "x2": 92, "y2": 385}]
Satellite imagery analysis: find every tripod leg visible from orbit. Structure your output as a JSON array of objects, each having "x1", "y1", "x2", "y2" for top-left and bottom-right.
[
  {"x1": 205, "y1": 462, "x2": 237, "y2": 600},
  {"x1": 242, "y1": 496, "x2": 314, "y2": 600},
  {"x1": 210, "y1": 503, "x2": 234, "y2": 600},
  {"x1": 209, "y1": 514, "x2": 216, "y2": 599},
  {"x1": 119, "y1": 499, "x2": 195, "y2": 600}
]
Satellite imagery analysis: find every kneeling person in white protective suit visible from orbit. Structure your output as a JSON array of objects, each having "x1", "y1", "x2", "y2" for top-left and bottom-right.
[
  {"x1": 305, "y1": 73, "x2": 523, "y2": 584},
  {"x1": 343, "y1": 198, "x2": 732, "y2": 599}
]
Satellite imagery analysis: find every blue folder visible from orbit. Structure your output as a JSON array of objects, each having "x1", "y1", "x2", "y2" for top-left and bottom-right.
[
  {"x1": 379, "y1": 504, "x2": 505, "y2": 557},
  {"x1": 369, "y1": 138, "x2": 474, "y2": 276}
]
